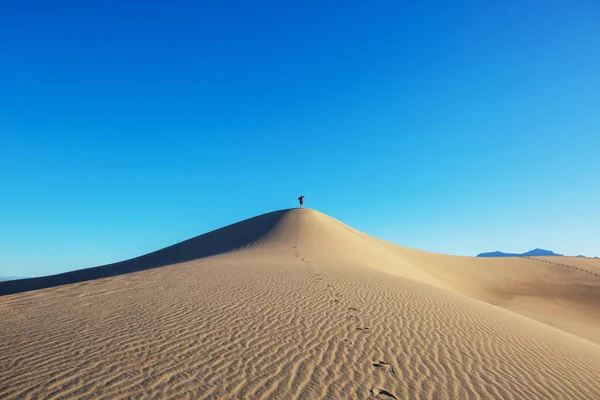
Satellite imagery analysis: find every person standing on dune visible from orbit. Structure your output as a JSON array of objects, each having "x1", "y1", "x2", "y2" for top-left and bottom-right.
[{"x1": 298, "y1": 195, "x2": 305, "y2": 208}]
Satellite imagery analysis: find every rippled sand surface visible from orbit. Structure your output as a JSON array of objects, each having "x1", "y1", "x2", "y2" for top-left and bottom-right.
[{"x1": 2, "y1": 209, "x2": 599, "y2": 399}]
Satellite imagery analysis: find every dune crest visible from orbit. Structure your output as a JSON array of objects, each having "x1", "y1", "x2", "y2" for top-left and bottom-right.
[{"x1": 2, "y1": 208, "x2": 600, "y2": 399}]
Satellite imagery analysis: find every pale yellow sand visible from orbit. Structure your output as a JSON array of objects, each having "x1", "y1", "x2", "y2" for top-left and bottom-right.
[{"x1": 1, "y1": 209, "x2": 599, "y2": 399}]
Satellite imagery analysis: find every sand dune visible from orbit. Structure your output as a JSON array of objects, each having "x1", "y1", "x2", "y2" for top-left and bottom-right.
[{"x1": 1, "y1": 209, "x2": 599, "y2": 399}]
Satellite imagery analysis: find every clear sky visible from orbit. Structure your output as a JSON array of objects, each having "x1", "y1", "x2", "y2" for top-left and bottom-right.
[{"x1": 1, "y1": 1, "x2": 599, "y2": 277}]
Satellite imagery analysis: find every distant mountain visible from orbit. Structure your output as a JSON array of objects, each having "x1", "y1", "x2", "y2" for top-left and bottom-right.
[
  {"x1": 477, "y1": 248, "x2": 564, "y2": 258},
  {"x1": 477, "y1": 251, "x2": 520, "y2": 258},
  {"x1": 522, "y1": 249, "x2": 564, "y2": 257}
]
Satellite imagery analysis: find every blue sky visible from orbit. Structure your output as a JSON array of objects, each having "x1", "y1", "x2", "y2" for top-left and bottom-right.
[{"x1": 1, "y1": 1, "x2": 599, "y2": 277}]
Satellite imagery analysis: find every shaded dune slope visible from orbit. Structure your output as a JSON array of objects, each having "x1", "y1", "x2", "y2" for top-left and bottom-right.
[{"x1": 0, "y1": 209, "x2": 294, "y2": 296}]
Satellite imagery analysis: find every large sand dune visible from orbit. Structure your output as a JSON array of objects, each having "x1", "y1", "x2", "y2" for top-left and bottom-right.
[{"x1": 1, "y1": 209, "x2": 599, "y2": 399}]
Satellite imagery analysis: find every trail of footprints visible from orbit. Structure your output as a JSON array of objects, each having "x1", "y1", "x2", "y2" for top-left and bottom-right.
[
  {"x1": 522, "y1": 256, "x2": 600, "y2": 277},
  {"x1": 299, "y1": 254, "x2": 398, "y2": 399}
]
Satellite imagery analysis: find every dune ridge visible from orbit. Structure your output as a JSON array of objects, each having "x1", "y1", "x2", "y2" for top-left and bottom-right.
[{"x1": 1, "y1": 208, "x2": 599, "y2": 399}]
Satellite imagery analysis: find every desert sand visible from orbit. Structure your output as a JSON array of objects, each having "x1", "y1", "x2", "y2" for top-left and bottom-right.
[{"x1": 1, "y1": 208, "x2": 599, "y2": 399}]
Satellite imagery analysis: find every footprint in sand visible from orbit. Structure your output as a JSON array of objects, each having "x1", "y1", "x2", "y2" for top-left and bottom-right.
[
  {"x1": 372, "y1": 361, "x2": 396, "y2": 375},
  {"x1": 348, "y1": 307, "x2": 361, "y2": 312},
  {"x1": 370, "y1": 388, "x2": 398, "y2": 399},
  {"x1": 342, "y1": 339, "x2": 353, "y2": 348},
  {"x1": 356, "y1": 327, "x2": 371, "y2": 333}
]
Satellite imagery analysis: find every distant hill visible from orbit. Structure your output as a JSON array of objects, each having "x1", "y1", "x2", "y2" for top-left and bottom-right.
[
  {"x1": 477, "y1": 248, "x2": 564, "y2": 258},
  {"x1": 0, "y1": 276, "x2": 26, "y2": 281}
]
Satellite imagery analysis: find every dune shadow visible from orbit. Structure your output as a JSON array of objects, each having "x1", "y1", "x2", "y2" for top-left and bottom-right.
[{"x1": 0, "y1": 209, "x2": 293, "y2": 296}]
